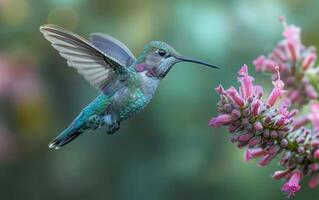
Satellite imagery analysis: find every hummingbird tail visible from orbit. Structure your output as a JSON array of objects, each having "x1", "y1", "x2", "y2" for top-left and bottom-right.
[{"x1": 48, "y1": 126, "x2": 83, "y2": 150}]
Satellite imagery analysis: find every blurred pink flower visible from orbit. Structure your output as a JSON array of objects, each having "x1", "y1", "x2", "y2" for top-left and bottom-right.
[
  {"x1": 309, "y1": 102, "x2": 319, "y2": 131},
  {"x1": 253, "y1": 17, "x2": 318, "y2": 105},
  {"x1": 309, "y1": 174, "x2": 319, "y2": 189},
  {"x1": 0, "y1": 54, "x2": 50, "y2": 160}
]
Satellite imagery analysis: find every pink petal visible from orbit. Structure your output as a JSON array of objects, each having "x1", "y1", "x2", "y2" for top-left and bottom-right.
[
  {"x1": 292, "y1": 116, "x2": 310, "y2": 130},
  {"x1": 258, "y1": 154, "x2": 276, "y2": 166},
  {"x1": 283, "y1": 41, "x2": 300, "y2": 62},
  {"x1": 209, "y1": 114, "x2": 232, "y2": 127},
  {"x1": 302, "y1": 52, "x2": 317, "y2": 70},
  {"x1": 272, "y1": 169, "x2": 291, "y2": 180},
  {"x1": 253, "y1": 121, "x2": 263, "y2": 131},
  {"x1": 267, "y1": 67, "x2": 286, "y2": 107},
  {"x1": 238, "y1": 133, "x2": 254, "y2": 142},
  {"x1": 237, "y1": 65, "x2": 254, "y2": 99},
  {"x1": 283, "y1": 25, "x2": 301, "y2": 44},
  {"x1": 251, "y1": 100, "x2": 261, "y2": 116},
  {"x1": 279, "y1": 98, "x2": 291, "y2": 116},
  {"x1": 215, "y1": 85, "x2": 226, "y2": 95},
  {"x1": 253, "y1": 56, "x2": 278, "y2": 73},
  {"x1": 248, "y1": 136, "x2": 262, "y2": 148},
  {"x1": 244, "y1": 148, "x2": 265, "y2": 161},
  {"x1": 271, "y1": 48, "x2": 287, "y2": 63},
  {"x1": 305, "y1": 85, "x2": 318, "y2": 99},
  {"x1": 254, "y1": 85, "x2": 264, "y2": 99},
  {"x1": 309, "y1": 103, "x2": 319, "y2": 131},
  {"x1": 226, "y1": 87, "x2": 244, "y2": 107}
]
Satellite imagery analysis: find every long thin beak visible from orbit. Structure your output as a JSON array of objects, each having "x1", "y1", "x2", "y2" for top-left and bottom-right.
[{"x1": 177, "y1": 56, "x2": 219, "y2": 69}]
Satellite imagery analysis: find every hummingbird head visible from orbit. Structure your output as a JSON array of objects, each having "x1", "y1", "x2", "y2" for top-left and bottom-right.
[{"x1": 134, "y1": 41, "x2": 219, "y2": 79}]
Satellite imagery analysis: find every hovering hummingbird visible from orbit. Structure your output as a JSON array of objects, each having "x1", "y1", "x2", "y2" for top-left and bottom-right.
[{"x1": 40, "y1": 24, "x2": 219, "y2": 150}]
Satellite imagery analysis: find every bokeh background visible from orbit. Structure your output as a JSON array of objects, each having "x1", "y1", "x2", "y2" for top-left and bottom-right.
[{"x1": 0, "y1": 0, "x2": 318, "y2": 199}]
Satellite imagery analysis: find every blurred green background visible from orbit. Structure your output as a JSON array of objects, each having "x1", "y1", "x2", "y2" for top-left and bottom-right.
[{"x1": 0, "y1": 0, "x2": 319, "y2": 199}]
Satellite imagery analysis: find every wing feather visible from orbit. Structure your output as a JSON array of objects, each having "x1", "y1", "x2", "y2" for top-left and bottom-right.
[
  {"x1": 40, "y1": 24, "x2": 130, "y2": 92},
  {"x1": 89, "y1": 33, "x2": 136, "y2": 67}
]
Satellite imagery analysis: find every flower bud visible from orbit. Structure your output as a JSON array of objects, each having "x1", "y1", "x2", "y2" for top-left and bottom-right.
[
  {"x1": 263, "y1": 129, "x2": 270, "y2": 138},
  {"x1": 253, "y1": 121, "x2": 263, "y2": 131},
  {"x1": 280, "y1": 139, "x2": 288, "y2": 148},
  {"x1": 248, "y1": 136, "x2": 262, "y2": 148},
  {"x1": 297, "y1": 146, "x2": 305, "y2": 154},
  {"x1": 231, "y1": 109, "x2": 241, "y2": 120},
  {"x1": 270, "y1": 130, "x2": 278, "y2": 138}
]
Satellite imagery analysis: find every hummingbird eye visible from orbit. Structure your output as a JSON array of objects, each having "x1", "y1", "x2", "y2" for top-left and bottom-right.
[{"x1": 157, "y1": 49, "x2": 167, "y2": 57}]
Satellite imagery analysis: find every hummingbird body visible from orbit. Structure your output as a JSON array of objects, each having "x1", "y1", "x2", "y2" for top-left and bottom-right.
[{"x1": 40, "y1": 25, "x2": 218, "y2": 149}]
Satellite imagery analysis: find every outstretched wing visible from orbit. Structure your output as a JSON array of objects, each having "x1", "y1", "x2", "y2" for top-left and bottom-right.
[
  {"x1": 90, "y1": 33, "x2": 136, "y2": 67},
  {"x1": 40, "y1": 24, "x2": 131, "y2": 92}
]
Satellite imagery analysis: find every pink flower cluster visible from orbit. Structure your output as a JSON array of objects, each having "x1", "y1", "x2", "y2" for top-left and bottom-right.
[
  {"x1": 210, "y1": 64, "x2": 319, "y2": 197},
  {"x1": 253, "y1": 16, "x2": 318, "y2": 105}
]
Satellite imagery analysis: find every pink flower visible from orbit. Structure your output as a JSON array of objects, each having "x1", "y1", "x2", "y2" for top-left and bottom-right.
[
  {"x1": 281, "y1": 171, "x2": 302, "y2": 197},
  {"x1": 244, "y1": 148, "x2": 265, "y2": 161},
  {"x1": 253, "y1": 121, "x2": 263, "y2": 131},
  {"x1": 305, "y1": 84, "x2": 318, "y2": 99},
  {"x1": 282, "y1": 25, "x2": 301, "y2": 45},
  {"x1": 258, "y1": 154, "x2": 276, "y2": 166},
  {"x1": 253, "y1": 16, "x2": 317, "y2": 105},
  {"x1": 272, "y1": 169, "x2": 291, "y2": 180},
  {"x1": 253, "y1": 55, "x2": 266, "y2": 71},
  {"x1": 238, "y1": 65, "x2": 254, "y2": 99},
  {"x1": 238, "y1": 132, "x2": 254, "y2": 142},
  {"x1": 302, "y1": 52, "x2": 317, "y2": 70},
  {"x1": 284, "y1": 42, "x2": 299, "y2": 62},
  {"x1": 266, "y1": 67, "x2": 285, "y2": 107},
  {"x1": 281, "y1": 16, "x2": 301, "y2": 47},
  {"x1": 211, "y1": 65, "x2": 294, "y2": 165},
  {"x1": 309, "y1": 103, "x2": 319, "y2": 131},
  {"x1": 215, "y1": 84, "x2": 226, "y2": 95},
  {"x1": 279, "y1": 99, "x2": 292, "y2": 117},
  {"x1": 251, "y1": 99, "x2": 261, "y2": 116},
  {"x1": 226, "y1": 87, "x2": 244, "y2": 106},
  {"x1": 248, "y1": 136, "x2": 262, "y2": 148},
  {"x1": 253, "y1": 85, "x2": 264, "y2": 99},
  {"x1": 277, "y1": 99, "x2": 297, "y2": 127},
  {"x1": 253, "y1": 56, "x2": 278, "y2": 73},
  {"x1": 293, "y1": 115, "x2": 310, "y2": 130},
  {"x1": 209, "y1": 114, "x2": 232, "y2": 127}
]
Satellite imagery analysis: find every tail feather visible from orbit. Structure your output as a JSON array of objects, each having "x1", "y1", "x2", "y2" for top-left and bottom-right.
[{"x1": 48, "y1": 127, "x2": 83, "y2": 150}]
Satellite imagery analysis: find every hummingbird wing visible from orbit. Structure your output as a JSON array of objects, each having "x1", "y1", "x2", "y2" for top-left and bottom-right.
[
  {"x1": 40, "y1": 24, "x2": 131, "y2": 92},
  {"x1": 89, "y1": 33, "x2": 136, "y2": 67}
]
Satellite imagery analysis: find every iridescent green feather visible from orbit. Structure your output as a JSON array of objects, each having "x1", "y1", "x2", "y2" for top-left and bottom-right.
[{"x1": 119, "y1": 89, "x2": 147, "y2": 120}]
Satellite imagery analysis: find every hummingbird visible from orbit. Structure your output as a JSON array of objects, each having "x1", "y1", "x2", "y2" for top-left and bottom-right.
[{"x1": 40, "y1": 24, "x2": 219, "y2": 150}]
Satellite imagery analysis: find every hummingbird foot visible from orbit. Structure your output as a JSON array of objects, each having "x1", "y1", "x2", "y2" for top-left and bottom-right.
[
  {"x1": 103, "y1": 114, "x2": 120, "y2": 134},
  {"x1": 106, "y1": 122, "x2": 120, "y2": 134}
]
